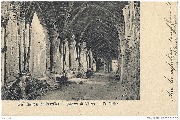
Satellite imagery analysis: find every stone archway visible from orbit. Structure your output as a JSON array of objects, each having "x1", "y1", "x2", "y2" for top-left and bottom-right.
[
  {"x1": 29, "y1": 12, "x2": 47, "y2": 78},
  {"x1": 65, "y1": 6, "x2": 123, "y2": 76}
]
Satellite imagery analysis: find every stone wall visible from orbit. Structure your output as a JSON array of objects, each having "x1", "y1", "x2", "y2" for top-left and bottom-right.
[
  {"x1": 121, "y1": 2, "x2": 140, "y2": 82},
  {"x1": 2, "y1": 2, "x2": 20, "y2": 83},
  {"x1": 1, "y1": 2, "x2": 51, "y2": 84},
  {"x1": 1, "y1": 2, "x2": 98, "y2": 84},
  {"x1": 30, "y1": 12, "x2": 47, "y2": 78}
]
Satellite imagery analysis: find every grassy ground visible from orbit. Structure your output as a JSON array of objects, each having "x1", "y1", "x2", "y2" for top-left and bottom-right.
[{"x1": 37, "y1": 72, "x2": 140, "y2": 100}]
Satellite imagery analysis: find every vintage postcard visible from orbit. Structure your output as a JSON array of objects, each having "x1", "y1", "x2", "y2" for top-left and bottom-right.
[{"x1": 1, "y1": 1, "x2": 178, "y2": 116}]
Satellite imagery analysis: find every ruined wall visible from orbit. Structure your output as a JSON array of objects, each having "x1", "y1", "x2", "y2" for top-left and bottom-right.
[
  {"x1": 1, "y1": 2, "x2": 98, "y2": 83},
  {"x1": 1, "y1": 2, "x2": 48, "y2": 83},
  {"x1": 30, "y1": 12, "x2": 47, "y2": 78},
  {"x1": 121, "y1": 2, "x2": 140, "y2": 82},
  {"x1": 1, "y1": 2, "x2": 8, "y2": 85},
  {"x1": 1, "y1": 2, "x2": 21, "y2": 83}
]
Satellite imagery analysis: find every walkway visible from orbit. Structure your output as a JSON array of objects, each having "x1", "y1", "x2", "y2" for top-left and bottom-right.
[{"x1": 37, "y1": 72, "x2": 125, "y2": 100}]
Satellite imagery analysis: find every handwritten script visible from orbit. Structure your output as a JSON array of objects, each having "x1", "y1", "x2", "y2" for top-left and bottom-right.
[{"x1": 164, "y1": 2, "x2": 177, "y2": 101}]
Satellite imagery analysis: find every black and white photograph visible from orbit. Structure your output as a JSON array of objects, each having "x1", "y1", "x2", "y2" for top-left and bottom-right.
[{"x1": 1, "y1": 1, "x2": 140, "y2": 100}]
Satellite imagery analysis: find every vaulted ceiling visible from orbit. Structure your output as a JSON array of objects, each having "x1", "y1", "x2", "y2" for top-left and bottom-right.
[{"x1": 9, "y1": 1, "x2": 139, "y2": 60}]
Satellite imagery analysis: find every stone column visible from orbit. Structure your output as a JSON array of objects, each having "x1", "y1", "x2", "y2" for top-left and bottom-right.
[
  {"x1": 107, "y1": 60, "x2": 110, "y2": 73},
  {"x1": 92, "y1": 59, "x2": 96, "y2": 72},
  {"x1": 86, "y1": 50, "x2": 90, "y2": 69},
  {"x1": 53, "y1": 38, "x2": 62, "y2": 74},
  {"x1": 59, "y1": 42, "x2": 64, "y2": 74},
  {"x1": 45, "y1": 36, "x2": 51, "y2": 74},
  {"x1": 1, "y1": 26, "x2": 5, "y2": 85},
  {"x1": 24, "y1": 23, "x2": 30, "y2": 72},
  {"x1": 69, "y1": 39, "x2": 77, "y2": 70},
  {"x1": 89, "y1": 48, "x2": 93, "y2": 68},
  {"x1": 29, "y1": 19, "x2": 34, "y2": 76},
  {"x1": 121, "y1": 1, "x2": 140, "y2": 82},
  {"x1": 6, "y1": 10, "x2": 19, "y2": 82},
  {"x1": 18, "y1": 17, "x2": 28, "y2": 74},
  {"x1": 116, "y1": 22, "x2": 124, "y2": 81},
  {"x1": 26, "y1": 22, "x2": 32, "y2": 73},
  {"x1": 120, "y1": 40, "x2": 125, "y2": 81},
  {"x1": 64, "y1": 39, "x2": 69, "y2": 72},
  {"x1": 80, "y1": 42, "x2": 87, "y2": 72},
  {"x1": 103, "y1": 60, "x2": 106, "y2": 73}
]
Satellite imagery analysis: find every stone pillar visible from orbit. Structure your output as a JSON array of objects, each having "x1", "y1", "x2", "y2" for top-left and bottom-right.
[
  {"x1": 1, "y1": 26, "x2": 5, "y2": 85},
  {"x1": 1, "y1": 2, "x2": 8, "y2": 85},
  {"x1": 69, "y1": 39, "x2": 77, "y2": 70},
  {"x1": 92, "y1": 59, "x2": 96, "y2": 72},
  {"x1": 1, "y1": 4, "x2": 7, "y2": 85},
  {"x1": 84, "y1": 47, "x2": 88, "y2": 72},
  {"x1": 6, "y1": 9, "x2": 19, "y2": 82},
  {"x1": 29, "y1": 20, "x2": 34, "y2": 76},
  {"x1": 80, "y1": 42, "x2": 87, "y2": 72},
  {"x1": 26, "y1": 22, "x2": 32, "y2": 73},
  {"x1": 122, "y1": 1, "x2": 140, "y2": 82},
  {"x1": 59, "y1": 42, "x2": 64, "y2": 74},
  {"x1": 86, "y1": 50, "x2": 90, "y2": 69},
  {"x1": 109, "y1": 60, "x2": 112, "y2": 72},
  {"x1": 46, "y1": 36, "x2": 51, "y2": 73},
  {"x1": 24, "y1": 21, "x2": 35, "y2": 77},
  {"x1": 103, "y1": 60, "x2": 106, "y2": 73},
  {"x1": 86, "y1": 48, "x2": 94, "y2": 70},
  {"x1": 53, "y1": 37, "x2": 62, "y2": 74},
  {"x1": 76, "y1": 42, "x2": 81, "y2": 67},
  {"x1": 64, "y1": 39, "x2": 69, "y2": 72},
  {"x1": 24, "y1": 23, "x2": 30, "y2": 71},
  {"x1": 89, "y1": 48, "x2": 93, "y2": 68},
  {"x1": 120, "y1": 40, "x2": 125, "y2": 81},
  {"x1": 107, "y1": 60, "x2": 110, "y2": 73}
]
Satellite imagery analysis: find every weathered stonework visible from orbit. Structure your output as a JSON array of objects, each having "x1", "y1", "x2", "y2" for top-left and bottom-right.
[
  {"x1": 122, "y1": 2, "x2": 140, "y2": 82},
  {"x1": 30, "y1": 12, "x2": 47, "y2": 78},
  {"x1": 69, "y1": 36, "x2": 78, "y2": 71},
  {"x1": 5, "y1": 4, "x2": 19, "y2": 82}
]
